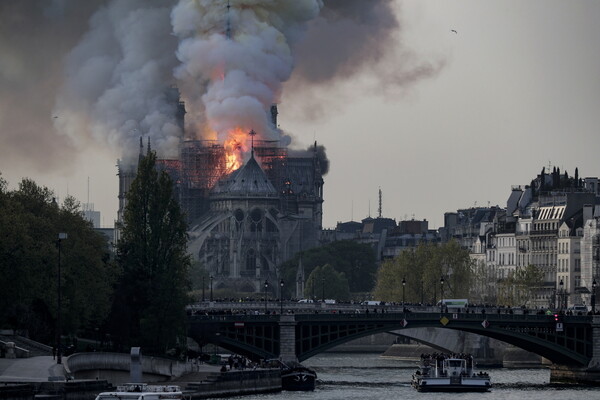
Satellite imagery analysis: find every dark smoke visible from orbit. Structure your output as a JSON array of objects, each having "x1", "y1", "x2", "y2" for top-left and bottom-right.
[
  {"x1": 288, "y1": 143, "x2": 330, "y2": 175},
  {"x1": 288, "y1": 0, "x2": 445, "y2": 118},
  {"x1": 313, "y1": 144, "x2": 330, "y2": 175},
  {"x1": 0, "y1": 0, "x2": 104, "y2": 173},
  {"x1": 294, "y1": 0, "x2": 401, "y2": 83}
]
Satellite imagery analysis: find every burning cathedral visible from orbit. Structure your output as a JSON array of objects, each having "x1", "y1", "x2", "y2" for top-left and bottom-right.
[
  {"x1": 118, "y1": 99, "x2": 326, "y2": 294},
  {"x1": 111, "y1": 1, "x2": 330, "y2": 294}
]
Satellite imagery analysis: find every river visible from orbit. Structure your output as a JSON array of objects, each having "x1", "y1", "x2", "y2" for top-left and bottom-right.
[{"x1": 229, "y1": 352, "x2": 600, "y2": 400}]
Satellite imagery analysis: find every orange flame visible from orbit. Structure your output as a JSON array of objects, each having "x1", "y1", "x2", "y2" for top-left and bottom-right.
[{"x1": 223, "y1": 127, "x2": 251, "y2": 171}]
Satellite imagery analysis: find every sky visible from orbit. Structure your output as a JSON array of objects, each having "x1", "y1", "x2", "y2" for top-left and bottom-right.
[{"x1": 1, "y1": 1, "x2": 600, "y2": 229}]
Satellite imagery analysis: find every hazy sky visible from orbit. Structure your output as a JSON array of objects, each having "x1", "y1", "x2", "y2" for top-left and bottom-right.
[{"x1": 1, "y1": 1, "x2": 599, "y2": 229}]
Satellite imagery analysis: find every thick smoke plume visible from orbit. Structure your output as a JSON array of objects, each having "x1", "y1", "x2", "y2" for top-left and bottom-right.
[
  {"x1": 1, "y1": 0, "x2": 442, "y2": 172},
  {"x1": 288, "y1": 0, "x2": 445, "y2": 119},
  {"x1": 0, "y1": 0, "x2": 101, "y2": 172},
  {"x1": 172, "y1": 0, "x2": 322, "y2": 147},
  {"x1": 54, "y1": 0, "x2": 181, "y2": 164}
]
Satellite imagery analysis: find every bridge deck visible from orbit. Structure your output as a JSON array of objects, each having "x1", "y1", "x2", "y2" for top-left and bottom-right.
[{"x1": 187, "y1": 311, "x2": 596, "y2": 366}]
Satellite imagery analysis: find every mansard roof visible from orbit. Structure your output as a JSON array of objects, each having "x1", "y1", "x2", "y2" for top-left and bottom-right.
[{"x1": 212, "y1": 153, "x2": 277, "y2": 197}]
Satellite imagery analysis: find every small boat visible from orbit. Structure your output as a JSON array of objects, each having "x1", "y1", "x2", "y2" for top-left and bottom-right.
[
  {"x1": 281, "y1": 361, "x2": 317, "y2": 391},
  {"x1": 411, "y1": 354, "x2": 491, "y2": 392},
  {"x1": 94, "y1": 383, "x2": 184, "y2": 400},
  {"x1": 266, "y1": 359, "x2": 317, "y2": 391}
]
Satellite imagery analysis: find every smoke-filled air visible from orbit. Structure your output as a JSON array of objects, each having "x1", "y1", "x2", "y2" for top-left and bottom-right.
[{"x1": 0, "y1": 0, "x2": 442, "y2": 170}]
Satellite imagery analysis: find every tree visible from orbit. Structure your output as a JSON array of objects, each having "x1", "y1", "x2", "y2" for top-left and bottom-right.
[
  {"x1": 279, "y1": 240, "x2": 377, "y2": 296},
  {"x1": 497, "y1": 264, "x2": 543, "y2": 307},
  {"x1": 373, "y1": 241, "x2": 474, "y2": 304},
  {"x1": 0, "y1": 175, "x2": 115, "y2": 344},
  {"x1": 305, "y1": 264, "x2": 350, "y2": 301},
  {"x1": 114, "y1": 151, "x2": 191, "y2": 353},
  {"x1": 471, "y1": 260, "x2": 498, "y2": 305}
]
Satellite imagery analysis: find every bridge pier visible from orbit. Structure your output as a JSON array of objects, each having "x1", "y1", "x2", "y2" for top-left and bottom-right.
[
  {"x1": 279, "y1": 315, "x2": 297, "y2": 363},
  {"x1": 550, "y1": 316, "x2": 600, "y2": 385}
]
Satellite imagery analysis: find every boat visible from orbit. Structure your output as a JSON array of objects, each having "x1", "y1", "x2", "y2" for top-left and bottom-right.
[
  {"x1": 266, "y1": 359, "x2": 317, "y2": 391},
  {"x1": 94, "y1": 383, "x2": 184, "y2": 400},
  {"x1": 411, "y1": 354, "x2": 491, "y2": 392}
]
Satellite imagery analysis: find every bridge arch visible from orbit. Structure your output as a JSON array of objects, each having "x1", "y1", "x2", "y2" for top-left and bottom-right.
[{"x1": 187, "y1": 312, "x2": 594, "y2": 366}]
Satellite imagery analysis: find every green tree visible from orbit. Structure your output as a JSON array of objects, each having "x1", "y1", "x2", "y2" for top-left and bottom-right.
[
  {"x1": 0, "y1": 175, "x2": 115, "y2": 344},
  {"x1": 189, "y1": 260, "x2": 210, "y2": 301},
  {"x1": 305, "y1": 264, "x2": 350, "y2": 301},
  {"x1": 471, "y1": 260, "x2": 498, "y2": 304},
  {"x1": 497, "y1": 265, "x2": 543, "y2": 307},
  {"x1": 374, "y1": 241, "x2": 474, "y2": 304},
  {"x1": 280, "y1": 240, "x2": 377, "y2": 296},
  {"x1": 114, "y1": 151, "x2": 191, "y2": 353}
]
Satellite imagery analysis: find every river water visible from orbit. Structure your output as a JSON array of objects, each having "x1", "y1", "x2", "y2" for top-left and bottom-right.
[{"x1": 230, "y1": 353, "x2": 600, "y2": 400}]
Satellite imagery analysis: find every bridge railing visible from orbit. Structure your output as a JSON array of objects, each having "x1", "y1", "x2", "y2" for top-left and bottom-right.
[{"x1": 189, "y1": 311, "x2": 592, "y2": 324}]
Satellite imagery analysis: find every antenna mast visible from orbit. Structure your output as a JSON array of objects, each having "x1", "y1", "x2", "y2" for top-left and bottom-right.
[
  {"x1": 226, "y1": 0, "x2": 232, "y2": 40},
  {"x1": 378, "y1": 187, "x2": 382, "y2": 218}
]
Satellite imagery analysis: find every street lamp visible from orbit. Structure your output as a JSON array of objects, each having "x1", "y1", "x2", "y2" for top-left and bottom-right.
[
  {"x1": 202, "y1": 276, "x2": 205, "y2": 302},
  {"x1": 402, "y1": 277, "x2": 406, "y2": 310},
  {"x1": 209, "y1": 275, "x2": 213, "y2": 302},
  {"x1": 280, "y1": 279, "x2": 284, "y2": 314},
  {"x1": 420, "y1": 280, "x2": 424, "y2": 305},
  {"x1": 559, "y1": 278, "x2": 564, "y2": 311},
  {"x1": 592, "y1": 279, "x2": 597, "y2": 313},
  {"x1": 440, "y1": 276, "x2": 445, "y2": 313},
  {"x1": 321, "y1": 278, "x2": 325, "y2": 303},
  {"x1": 56, "y1": 233, "x2": 67, "y2": 365},
  {"x1": 264, "y1": 280, "x2": 269, "y2": 313}
]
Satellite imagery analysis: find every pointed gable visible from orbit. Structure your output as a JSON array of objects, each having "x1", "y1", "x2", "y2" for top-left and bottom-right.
[{"x1": 212, "y1": 154, "x2": 277, "y2": 196}]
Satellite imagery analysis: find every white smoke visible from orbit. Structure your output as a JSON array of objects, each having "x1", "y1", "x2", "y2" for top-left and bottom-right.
[
  {"x1": 40, "y1": 0, "x2": 430, "y2": 166},
  {"x1": 54, "y1": 0, "x2": 181, "y2": 164},
  {"x1": 171, "y1": 0, "x2": 323, "y2": 143}
]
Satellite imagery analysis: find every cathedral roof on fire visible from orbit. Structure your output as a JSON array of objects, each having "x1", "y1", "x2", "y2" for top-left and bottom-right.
[{"x1": 211, "y1": 153, "x2": 277, "y2": 196}]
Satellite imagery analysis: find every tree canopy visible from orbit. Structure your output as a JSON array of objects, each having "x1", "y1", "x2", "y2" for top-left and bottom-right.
[
  {"x1": 497, "y1": 264, "x2": 544, "y2": 307},
  {"x1": 112, "y1": 151, "x2": 191, "y2": 353},
  {"x1": 304, "y1": 263, "x2": 350, "y2": 301},
  {"x1": 279, "y1": 240, "x2": 377, "y2": 296},
  {"x1": 0, "y1": 174, "x2": 116, "y2": 344},
  {"x1": 373, "y1": 241, "x2": 474, "y2": 304}
]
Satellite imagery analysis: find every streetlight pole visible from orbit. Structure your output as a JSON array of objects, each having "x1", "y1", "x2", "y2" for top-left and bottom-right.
[
  {"x1": 210, "y1": 275, "x2": 213, "y2": 302},
  {"x1": 264, "y1": 280, "x2": 269, "y2": 314},
  {"x1": 420, "y1": 280, "x2": 424, "y2": 305},
  {"x1": 440, "y1": 276, "x2": 445, "y2": 313},
  {"x1": 56, "y1": 233, "x2": 67, "y2": 365},
  {"x1": 321, "y1": 278, "x2": 325, "y2": 303},
  {"x1": 592, "y1": 279, "x2": 597, "y2": 314},
  {"x1": 202, "y1": 276, "x2": 205, "y2": 302},
  {"x1": 559, "y1": 278, "x2": 564, "y2": 311},
  {"x1": 402, "y1": 277, "x2": 406, "y2": 310},
  {"x1": 280, "y1": 279, "x2": 284, "y2": 314}
]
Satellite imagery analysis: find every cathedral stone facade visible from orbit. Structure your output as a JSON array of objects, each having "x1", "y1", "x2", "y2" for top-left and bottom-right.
[{"x1": 187, "y1": 147, "x2": 324, "y2": 295}]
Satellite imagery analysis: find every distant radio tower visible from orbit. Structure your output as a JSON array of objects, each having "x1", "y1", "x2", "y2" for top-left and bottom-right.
[
  {"x1": 378, "y1": 187, "x2": 382, "y2": 218},
  {"x1": 225, "y1": 0, "x2": 232, "y2": 39}
]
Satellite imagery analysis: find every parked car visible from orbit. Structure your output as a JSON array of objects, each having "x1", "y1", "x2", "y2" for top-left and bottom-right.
[{"x1": 568, "y1": 304, "x2": 589, "y2": 314}]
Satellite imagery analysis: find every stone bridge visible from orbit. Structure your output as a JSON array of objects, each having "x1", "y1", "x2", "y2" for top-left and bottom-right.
[{"x1": 187, "y1": 311, "x2": 600, "y2": 384}]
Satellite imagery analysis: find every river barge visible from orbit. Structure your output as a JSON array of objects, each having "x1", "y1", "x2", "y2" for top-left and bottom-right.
[{"x1": 411, "y1": 354, "x2": 491, "y2": 392}]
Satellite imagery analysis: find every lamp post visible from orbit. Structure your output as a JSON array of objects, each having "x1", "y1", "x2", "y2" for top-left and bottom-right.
[
  {"x1": 592, "y1": 279, "x2": 597, "y2": 313},
  {"x1": 321, "y1": 278, "x2": 325, "y2": 303},
  {"x1": 202, "y1": 276, "x2": 205, "y2": 302},
  {"x1": 209, "y1": 275, "x2": 213, "y2": 302},
  {"x1": 264, "y1": 280, "x2": 269, "y2": 313},
  {"x1": 402, "y1": 277, "x2": 406, "y2": 310},
  {"x1": 559, "y1": 278, "x2": 564, "y2": 311},
  {"x1": 420, "y1": 280, "x2": 424, "y2": 305},
  {"x1": 440, "y1": 276, "x2": 445, "y2": 313},
  {"x1": 56, "y1": 233, "x2": 67, "y2": 365},
  {"x1": 280, "y1": 279, "x2": 284, "y2": 314}
]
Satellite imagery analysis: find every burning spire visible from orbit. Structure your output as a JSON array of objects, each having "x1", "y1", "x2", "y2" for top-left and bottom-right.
[{"x1": 172, "y1": 0, "x2": 323, "y2": 170}]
